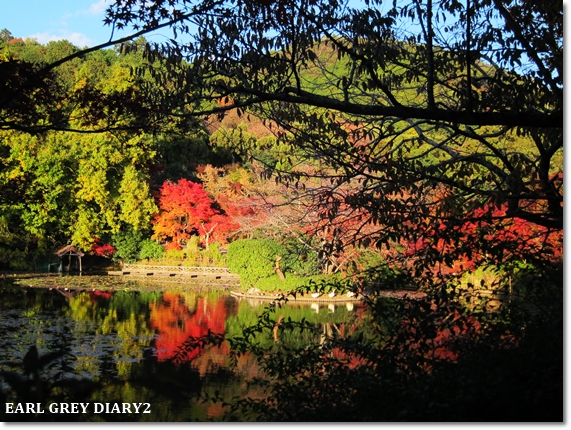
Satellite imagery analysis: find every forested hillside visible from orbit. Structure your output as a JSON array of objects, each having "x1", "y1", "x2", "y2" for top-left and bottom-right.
[{"x1": 0, "y1": 34, "x2": 234, "y2": 269}]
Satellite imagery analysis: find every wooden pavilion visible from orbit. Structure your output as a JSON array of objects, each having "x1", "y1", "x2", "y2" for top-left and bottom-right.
[{"x1": 54, "y1": 245, "x2": 84, "y2": 273}]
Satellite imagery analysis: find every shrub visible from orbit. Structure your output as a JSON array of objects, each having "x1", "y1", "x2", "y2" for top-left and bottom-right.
[
  {"x1": 164, "y1": 249, "x2": 186, "y2": 261},
  {"x1": 111, "y1": 227, "x2": 146, "y2": 263},
  {"x1": 202, "y1": 242, "x2": 226, "y2": 267},
  {"x1": 227, "y1": 239, "x2": 287, "y2": 284},
  {"x1": 186, "y1": 236, "x2": 201, "y2": 253},
  {"x1": 253, "y1": 273, "x2": 345, "y2": 293},
  {"x1": 138, "y1": 239, "x2": 164, "y2": 261},
  {"x1": 280, "y1": 235, "x2": 321, "y2": 276}
]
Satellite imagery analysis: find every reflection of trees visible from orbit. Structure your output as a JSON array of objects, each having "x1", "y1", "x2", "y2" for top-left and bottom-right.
[
  {"x1": 2, "y1": 284, "x2": 256, "y2": 421},
  {"x1": 149, "y1": 293, "x2": 230, "y2": 364},
  {"x1": 71, "y1": 290, "x2": 230, "y2": 422},
  {"x1": 229, "y1": 286, "x2": 562, "y2": 421},
  {"x1": 226, "y1": 299, "x2": 367, "y2": 350},
  {"x1": 66, "y1": 290, "x2": 157, "y2": 379}
]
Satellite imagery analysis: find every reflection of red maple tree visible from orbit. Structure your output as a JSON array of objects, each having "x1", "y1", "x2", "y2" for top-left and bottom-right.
[
  {"x1": 89, "y1": 290, "x2": 114, "y2": 302},
  {"x1": 149, "y1": 293, "x2": 229, "y2": 363}
]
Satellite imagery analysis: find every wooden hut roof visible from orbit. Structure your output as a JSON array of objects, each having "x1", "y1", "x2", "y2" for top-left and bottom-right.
[{"x1": 54, "y1": 245, "x2": 85, "y2": 258}]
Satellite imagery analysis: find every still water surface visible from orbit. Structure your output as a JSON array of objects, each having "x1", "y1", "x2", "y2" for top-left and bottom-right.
[{"x1": 0, "y1": 282, "x2": 365, "y2": 421}]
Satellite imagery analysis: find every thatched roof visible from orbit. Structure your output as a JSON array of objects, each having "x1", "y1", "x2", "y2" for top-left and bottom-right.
[{"x1": 54, "y1": 245, "x2": 84, "y2": 258}]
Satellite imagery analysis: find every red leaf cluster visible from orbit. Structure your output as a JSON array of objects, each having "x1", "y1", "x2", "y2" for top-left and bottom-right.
[
  {"x1": 403, "y1": 202, "x2": 562, "y2": 276},
  {"x1": 90, "y1": 238, "x2": 116, "y2": 257},
  {"x1": 152, "y1": 179, "x2": 222, "y2": 247}
]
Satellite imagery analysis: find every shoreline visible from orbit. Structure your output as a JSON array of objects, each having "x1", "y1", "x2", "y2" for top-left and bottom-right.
[
  {"x1": 1, "y1": 273, "x2": 427, "y2": 300},
  {"x1": 230, "y1": 289, "x2": 426, "y2": 302}
]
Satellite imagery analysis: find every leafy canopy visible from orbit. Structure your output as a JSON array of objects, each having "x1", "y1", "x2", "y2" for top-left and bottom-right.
[{"x1": 100, "y1": 0, "x2": 562, "y2": 276}]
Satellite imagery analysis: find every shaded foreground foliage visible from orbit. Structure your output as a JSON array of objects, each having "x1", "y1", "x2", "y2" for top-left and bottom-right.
[
  {"x1": 0, "y1": 262, "x2": 563, "y2": 422},
  {"x1": 225, "y1": 264, "x2": 562, "y2": 422},
  {"x1": 0, "y1": 0, "x2": 563, "y2": 419}
]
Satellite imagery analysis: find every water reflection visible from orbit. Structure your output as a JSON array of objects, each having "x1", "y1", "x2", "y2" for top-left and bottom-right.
[
  {"x1": 0, "y1": 281, "x2": 365, "y2": 421},
  {"x1": 149, "y1": 292, "x2": 233, "y2": 363}
]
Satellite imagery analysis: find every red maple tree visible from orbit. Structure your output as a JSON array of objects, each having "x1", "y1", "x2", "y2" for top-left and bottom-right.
[
  {"x1": 90, "y1": 238, "x2": 116, "y2": 257},
  {"x1": 152, "y1": 179, "x2": 228, "y2": 249},
  {"x1": 402, "y1": 201, "x2": 563, "y2": 277}
]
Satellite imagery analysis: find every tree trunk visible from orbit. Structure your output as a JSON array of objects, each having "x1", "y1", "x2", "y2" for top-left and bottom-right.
[{"x1": 275, "y1": 256, "x2": 286, "y2": 281}]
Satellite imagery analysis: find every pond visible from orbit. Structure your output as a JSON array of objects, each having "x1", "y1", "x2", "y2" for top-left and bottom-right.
[{"x1": 0, "y1": 278, "x2": 367, "y2": 422}]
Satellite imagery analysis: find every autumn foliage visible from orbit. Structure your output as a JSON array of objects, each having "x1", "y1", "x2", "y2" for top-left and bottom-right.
[
  {"x1": 152, "y1": 178, "x2": 236, "y2": 249},
  {"x1": 90, "y1": 238, "x2": 116, "y2": 257},
  {"x1": 149, "y1": 293, "x2": 230, "y2": 363},
  {"x1": 402, "y1": 202, "x2": 563, "y2": 277}
]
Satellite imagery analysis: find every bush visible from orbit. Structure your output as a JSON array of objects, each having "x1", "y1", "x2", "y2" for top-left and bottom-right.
[
  {"x1": 253, "y1": 273, "x2": 345, "y2": 293},
  {"x1": 138, "y1": 239, "x2": 164, "y2": 261},
  {"x1": 140, "y1": 240, "x2": 228, "y2": 267},
  {"x1": 164, "y1": 249, "x2": 187, "y2": 262},
  {"x1": 202, "y1": 242, "x2": 226, "y2": 267},
  {"x1": 111, "y1": 227, "x2": 146, "y2": 263},
  {"x1": 280, "y1": 235, "x2": 321, "y2": 276},
  {"x1": 227, "y1": 239, "x2": 287, "y2": 285},
  {"x1": 186, "y1": 236, "x2": 201, "y2": 253}
]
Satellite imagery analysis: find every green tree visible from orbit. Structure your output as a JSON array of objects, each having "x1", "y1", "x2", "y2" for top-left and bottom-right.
[
  {"x1": 0, "y1": 38, "x2": 175, "y2": 258},
  {"x1": 0, "y1": 28, "x2": 196, "y2": 135},
  {"x1": 138, "y1": 239, "x2": 165, "y2": 261},
  {"x1": 0, "y1": 127, "x2": 158, "y2": 252},
  {"x1": 227, "y1": 239, "x2": 288, "y2": 285},
  {"x1": 0, "y1": 28, "x2": 12, "y2": 44},
  {"x1": 0, "y1": 31, "x2": 240, "y2": 261},
  {"x1": 111, "y1": 227, "x2": 148, "y2": 263}
]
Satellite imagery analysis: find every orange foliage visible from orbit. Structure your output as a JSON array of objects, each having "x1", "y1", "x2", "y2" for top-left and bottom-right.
[
  {"x1": 152, "y1": 178, "x2": 241, "y2": 248},
  {"x1": 329, "y1": 347, "x2": 371, "y2": 370},
  {"x1": 149, "y1": 293, "x2": 229, "y2": 363}
]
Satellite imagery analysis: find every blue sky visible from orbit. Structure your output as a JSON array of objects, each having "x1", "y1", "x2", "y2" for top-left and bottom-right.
[
  {"x1": 0, "y1": 0, "x2": 370, "y2": 49},
  {"x1": 0, "y1": 0, "x2": 132, "y2": 48}
]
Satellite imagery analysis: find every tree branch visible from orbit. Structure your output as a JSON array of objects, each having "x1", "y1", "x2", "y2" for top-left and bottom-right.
[
  {"x1": 237, "y1": 86, "x2": 561, "y2": 128},
  {"x1": 492, "y1": 0, "x2": 562, "y2": 100}
]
